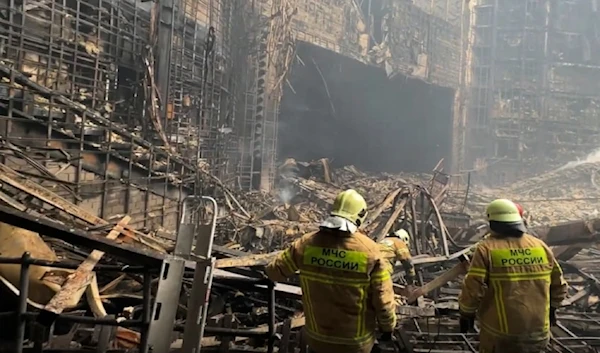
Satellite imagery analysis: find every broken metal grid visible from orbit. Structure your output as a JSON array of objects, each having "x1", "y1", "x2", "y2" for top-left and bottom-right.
[
  {"x1": 237, "y1": 3, "x2": 266, "y2": 191},
  {"x1": 0, "y1": 252, "x2": 156, "y2": 353},
  {"x1": 0, "y1": 0, "x2": 236, "y2": 233},
  {"x1": 466, "y1": 0, "x2": 600, "y2": 183},
  {"x1": 167, "y1": 0, "x2": 230, "y2": 180},
  {"x1": 400, "y1": 330, "x2": 600, "y2": 353}
]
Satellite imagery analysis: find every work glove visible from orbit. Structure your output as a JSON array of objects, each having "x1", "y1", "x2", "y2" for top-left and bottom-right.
[
  {"x1": 549, "y1": 307, "x2": 557, "y2": 326},
  {"x1": 459, "y1": 316, "x2": 475, "y2": 333},
  {"x1": 379, "y1": 332, "x2": 393, "y2": 342}
]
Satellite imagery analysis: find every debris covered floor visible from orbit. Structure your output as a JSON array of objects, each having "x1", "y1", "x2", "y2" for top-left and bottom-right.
[
  {"x1": 1, "y1": 0, "x2": 600, "y2": 351},
  {"x1": 1, "y1": 155, "x2": 600, "y2": 352}
]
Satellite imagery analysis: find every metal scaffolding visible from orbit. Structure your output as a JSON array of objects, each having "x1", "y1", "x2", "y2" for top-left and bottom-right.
[
  {"x1": 237, "y1": 0, "x2": 294, "y2": 192},
  {"x1": 466, "y1": 0, "x2": 600, "y2": 184},
  {"x1": 0, "y1": 0, "x2": 236, "y2": 234}
]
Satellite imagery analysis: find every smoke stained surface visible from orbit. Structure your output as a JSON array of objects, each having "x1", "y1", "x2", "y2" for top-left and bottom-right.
[{"x1": 279, "y1": 42, "x2": 455, "y2": 174}]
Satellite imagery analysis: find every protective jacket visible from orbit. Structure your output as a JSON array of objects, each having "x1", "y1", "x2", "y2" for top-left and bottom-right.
[
  {"x1": 378, "y1": 237, "x2": 416, "y2": 282},
  {"x1": 459, "y1": 232, "x2": 568, "y2": 352},
  {"x1": 467, "y1": 234, "x2": 490, "y2": 256},
  {"x1": 266, "y1": 230, "x2": 397, "y2": 353}
]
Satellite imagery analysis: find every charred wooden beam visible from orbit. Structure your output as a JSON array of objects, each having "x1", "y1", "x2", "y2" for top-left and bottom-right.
[
  {"x1": 0, "y1": 204, "x2": 161, "y2": 266},
  {"x1": 42, "y1": 216, "x2": 132, "y2": 323},
  {"x1": 215, "y1": 252, "x2": 281, "y2": 269},
  {"x1": 407, "y1": 255, "x2": 469, "y2": 304}
]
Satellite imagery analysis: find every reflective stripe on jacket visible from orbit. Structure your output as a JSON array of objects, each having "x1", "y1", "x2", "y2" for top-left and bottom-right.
[
  {"x1": 266, "y1": 230, "x2": 397, "y2": 353},
  {"x1": 458, "y1": 233, "x2": 568, "y2": 344},
  {"x1": 379, "y1": 237, "x2": 415, "y2": 278}
]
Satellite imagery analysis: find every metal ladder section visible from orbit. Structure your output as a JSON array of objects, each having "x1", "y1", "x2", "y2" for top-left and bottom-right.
[
  {"x1": 239, "y1": 56, "x2": 259, "y2": 191},
  {"x1": 145, "y1": 196, "x2": 218, "y2": 353}
]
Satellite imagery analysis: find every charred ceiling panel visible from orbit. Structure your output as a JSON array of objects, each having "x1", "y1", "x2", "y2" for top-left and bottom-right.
[{"x1": 279, "y1": 42, "x2": 455, "y2": 174}]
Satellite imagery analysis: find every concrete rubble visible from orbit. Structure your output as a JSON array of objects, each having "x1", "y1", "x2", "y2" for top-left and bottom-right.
[{"x1": 0, "y1": 157, "x2": 600, "y2": 352}]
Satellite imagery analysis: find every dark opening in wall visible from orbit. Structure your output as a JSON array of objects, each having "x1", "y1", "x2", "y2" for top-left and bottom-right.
[
  {"x1": 361, "y1": 0, "x2": 385, "y2": 47},
  {"x1": 278, "y1": 42, "x2": 455, "y2": 174}
]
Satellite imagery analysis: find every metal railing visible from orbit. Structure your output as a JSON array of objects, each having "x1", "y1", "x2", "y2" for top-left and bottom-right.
[
  {"x1": 0, "y1": 256, "x2": 279, "y2": 353},
  {"x1": 0, "y1": 197, "x2": 279, "y2": 353},
  {"x1": 0, "y1": 253, "x2": 159, "y2": 353},
  {"x1": 185, "y1": 277, "x2": 277, "y2": 353}
]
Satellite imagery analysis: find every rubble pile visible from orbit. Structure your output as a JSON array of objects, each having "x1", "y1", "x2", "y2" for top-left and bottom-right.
[
  {"x1": 213, "y1": 157, "x2": 600, "y2": 252},
  {"x1": 2, "y1": 155, "x2": 600, "y2": 351},
  {"x1": 507, "y1": 162, "x2": 600, "y2": 199},
  {"x1": 503, "y1": 161, "x2": 600, "y2": 223},
  {"x1": 0, "y1": 159, "x2": 304, "y2": 351},
  {"x1": 215, "y1": 158, "x2": 443, "y2": 253},
  {"x1": 453, "y1": 161, "x2": 600, "y2": 226}
]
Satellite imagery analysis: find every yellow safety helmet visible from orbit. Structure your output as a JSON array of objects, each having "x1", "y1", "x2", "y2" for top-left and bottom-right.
[
  {"x1": 393, "y1": 229, "x2": 411, "y2": 246},
  {"x1": 486, "y1": 199, "x2": 522, "y2": 223},
  {"x1": 331, "y1": 189, "x2": 368, "y2": 226}
]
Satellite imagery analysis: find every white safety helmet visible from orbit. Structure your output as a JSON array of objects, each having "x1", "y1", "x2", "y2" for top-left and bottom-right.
[{"x1": 393, "y1": 229, "x2": 410, "y2": 245}]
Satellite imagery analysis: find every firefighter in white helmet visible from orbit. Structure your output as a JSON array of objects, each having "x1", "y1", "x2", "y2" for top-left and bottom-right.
[
  {"x1": 266, "y1": 189, "x2": 397, "y2": 353},
  {"x1": 378, "y1": 228, "x2": 416, "y2": 285}
]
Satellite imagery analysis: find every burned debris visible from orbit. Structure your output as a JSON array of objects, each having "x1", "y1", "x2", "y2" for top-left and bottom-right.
[
  {"x1": 0, "y1": 155, "x2": 599, "y2": 352},
  {"x1": 0, "y1": 0, "x2": 600, "y2": 352}
]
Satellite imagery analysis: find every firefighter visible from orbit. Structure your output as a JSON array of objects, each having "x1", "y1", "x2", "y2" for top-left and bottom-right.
[
  {"x1": 468, "y1": 201, "x2": 526, "y2": 256},
  {"x1": 458, "y1": 199, "x2": 568, "y2": 353},
  {"x1": 265, "y1": 189, "x2": 397, "y2": 353},
  {"x1": 379, "y1": 229, "x2": 416, "y2": 285}
]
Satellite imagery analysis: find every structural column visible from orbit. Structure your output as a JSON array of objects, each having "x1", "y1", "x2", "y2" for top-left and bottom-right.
[{"x1": 156, "y1": 0, "x2": 177, "y2": 120}]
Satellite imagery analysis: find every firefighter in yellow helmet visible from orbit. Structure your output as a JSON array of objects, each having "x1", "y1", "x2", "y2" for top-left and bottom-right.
[
  {"x1": 458, "y1": 199, "x2": 568, "y2": 353},
  {"x1": 467, "y1": 200, "x2": 526, "y2": 257},
  {"x1": 266, "y1": 189, "x2": 397, "y2": 353},
  {"x1": 379, "y1": 229, "x2": 416, "y2": 285}
]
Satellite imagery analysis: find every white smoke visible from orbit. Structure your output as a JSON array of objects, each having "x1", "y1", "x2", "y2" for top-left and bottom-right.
[
  {"x1": 558, "y1": 147, "x2": 600, "y2": 170},
  {"x1": 279, "y1": 187, "x2": 295, "y2": 204}
]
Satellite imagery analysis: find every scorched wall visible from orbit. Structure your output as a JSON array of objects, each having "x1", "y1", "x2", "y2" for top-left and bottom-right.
[
  {"x1": 0, "y1": 0, "x2": 467, "y2": 215},
  {"x1": 0, "y1": 0, "x2": 234, "y2": 236},
  {"x1": 279, "y1": 42, "x2": 455, "y2": 174},
  {"x1": 273, "y1": 0, "x2": 466, "y2": 179},
  {"x1": 466, "y1": 0, "x2": 600, "y2": 184}
]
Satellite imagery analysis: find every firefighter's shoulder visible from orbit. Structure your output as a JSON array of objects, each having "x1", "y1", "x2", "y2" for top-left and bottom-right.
[
  {"x1": 345, "y1": 231, "x2": 384, "y2": 261},
  {"x1": 290, "y1": 230, "x2": 319, "y2": 251},
  {"x1": 522, "y1": 233, "x2": 554, "y2": 252},
  {"x1": 520, "y1": 233, "x2": 550, "y2": 247},
  {"x1": 300, "y1": 230, "x2": 320, "y2": 241},
  {"x1": 380, "y1": 238, "x2": 396, "y2": 247},
  {"x1": 472, "y1": 233, "x2": 493, "y2": 248}
]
